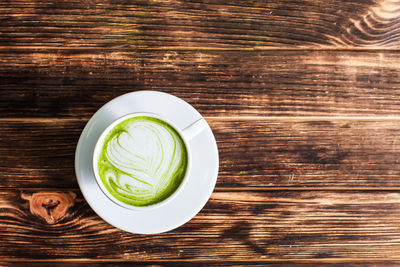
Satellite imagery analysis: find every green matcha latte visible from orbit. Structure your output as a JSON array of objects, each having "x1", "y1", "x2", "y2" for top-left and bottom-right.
[{"x1": 95, "y1": 116, "x2": 188, "y2": 207}]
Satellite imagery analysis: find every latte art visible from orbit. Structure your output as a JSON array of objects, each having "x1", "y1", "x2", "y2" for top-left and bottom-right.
[{"x1": 97, "y1": 116, "x2": 188, "y2": 207}]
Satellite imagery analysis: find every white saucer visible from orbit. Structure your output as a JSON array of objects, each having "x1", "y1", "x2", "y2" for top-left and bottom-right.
[{"x1": 75, "y1": 91, "x2": 219, "y2": 234}]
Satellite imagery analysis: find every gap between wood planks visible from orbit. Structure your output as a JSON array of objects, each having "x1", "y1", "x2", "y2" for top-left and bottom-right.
[
  {"x1": 0, "y1": 116, "x2": 400, "y2": 123},
  {"x1": 4, "y1": 116, "x2": 400, "y2": 122},
  {"x1": 3, "y1": 258, "x2": 400, "y2": 263},
  {"x1": 2, "y1": 46, "x2": 400, "y2": 52},
  {"x1": 8, "y1": 187, "x2": 400, "y2": 192}
]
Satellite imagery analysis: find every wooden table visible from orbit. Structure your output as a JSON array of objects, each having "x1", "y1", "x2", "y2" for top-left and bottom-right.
[{"x1": 2, "y1": 0, "x2": 400, "y2": 265}]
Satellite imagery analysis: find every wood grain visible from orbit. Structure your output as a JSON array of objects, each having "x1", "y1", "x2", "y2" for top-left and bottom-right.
[
  {"x1": 2, "y1": 50, "x2": 400, "y2": 117},
  {"x1": 2, "y1": 190, "x2": 400, "y2": 261},
  {"x1": 1, "y1": 0, "x2": 400, "y2": 49},
  {"x1": 21, "y1": 191, "x2": 76, "y2": 224},
  {"x1": 2, "y1": 118, "x2": 400, "y2": 189},
  {"x1": 3, "y1": 0, "x2": 400, "y2": 263}
]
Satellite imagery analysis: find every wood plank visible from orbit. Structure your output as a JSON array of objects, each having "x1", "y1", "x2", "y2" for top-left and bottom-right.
[
  {"x1": 2, "y1": 118, "x2": 400, "y2": 189},
  {"x1": 1, "y1": 0, "x2": 399, "y2": 49},
  {"x1": 2, "y1": 50, "x2": 400, "y2": 117},
  {"x1": 2, "y1": 190, "x2": 400, "y2": 261},
  {"x1": 216, "y1": 118, "x2": 400, "y2": 189}
]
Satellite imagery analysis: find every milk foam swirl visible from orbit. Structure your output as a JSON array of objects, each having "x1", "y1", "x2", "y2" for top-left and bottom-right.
[{"x1": 97, "y1": 116, "x2": 188, "y2": 207}]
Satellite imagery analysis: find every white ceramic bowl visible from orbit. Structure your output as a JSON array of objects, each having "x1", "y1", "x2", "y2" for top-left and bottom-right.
[{"x1": 75, "y1": 91, "x2": 219, "y2": 234}]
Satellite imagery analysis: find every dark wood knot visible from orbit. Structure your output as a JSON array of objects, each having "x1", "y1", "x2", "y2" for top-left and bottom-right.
[
  {"x1": 21, "y1": 191, "x2": 76, "y2": 224},
  {"x1": 42, "y1": 200, "x2": 61, "y2": 216}
]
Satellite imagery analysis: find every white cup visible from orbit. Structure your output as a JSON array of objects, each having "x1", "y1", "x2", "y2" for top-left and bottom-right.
[{"x1": 92, "y1": 112, "x2": 207, "y2": 211}]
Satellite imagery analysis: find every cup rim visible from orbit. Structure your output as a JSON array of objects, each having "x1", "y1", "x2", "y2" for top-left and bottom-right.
[{"x1": 92, "y1": 112, "x2": 192, "y2": 211}]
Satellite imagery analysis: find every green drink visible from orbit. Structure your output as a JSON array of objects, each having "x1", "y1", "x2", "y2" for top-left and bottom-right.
[{"x1": 94, "y1": 114, "x2": 189, "y2": 208}]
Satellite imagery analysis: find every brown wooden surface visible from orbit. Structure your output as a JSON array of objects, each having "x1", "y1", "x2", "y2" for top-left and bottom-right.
[
  {"x1": 2, "y1": 118, "x2": 400, "y2": 189},
  {"x1": 2, "y1": 0, "x2": 400, "y2": 264},
  {"x1": 3, "y1": 190, "x2": 400, "y2": 262},
  {"x1": 1, "y1": 0, "x2": 400, "y2": 49},
  {"x1": 3, "y1": 50, "x2": 400, "y2": 117}
]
